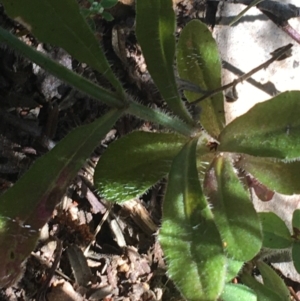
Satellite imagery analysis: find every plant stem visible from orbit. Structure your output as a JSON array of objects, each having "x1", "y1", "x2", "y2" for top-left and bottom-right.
[
  {"x1": 191, "y1": 43, "x2": 293, "y2": 104},
  {"x1": 127, "y1": 101, "x2": 200, "y2": 137}
]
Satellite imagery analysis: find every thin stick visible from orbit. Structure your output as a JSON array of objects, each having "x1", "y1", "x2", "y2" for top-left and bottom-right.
[{"x1": 191, "y1": 43, "x2": 293, "y2": 105}]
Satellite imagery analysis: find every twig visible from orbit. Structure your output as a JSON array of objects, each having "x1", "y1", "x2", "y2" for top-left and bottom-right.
[
  {"x1": 210, "y1": 0, "x2": 300, "y2": 44},
  {"x1": 36, "y1": 238, "x2": 63, "y2": 301},
  {"x1": 190, "y1": 43, "x2": 293, "y2": 105}
]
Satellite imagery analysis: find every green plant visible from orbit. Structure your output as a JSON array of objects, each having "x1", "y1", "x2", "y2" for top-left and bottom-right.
[
  {"x1": 80, "y1": 0, "x2": 118, "y2": 23},
  {"x1": 0, "y1": 0, "x2": 299, "y2": 300}
]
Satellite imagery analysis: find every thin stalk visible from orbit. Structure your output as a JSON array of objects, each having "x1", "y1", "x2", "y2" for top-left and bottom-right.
[
  {"x1": 127, "y1": 101, "x2": 200, "y2": 137},
  {"x1": 0, "y1": 27, "x2": 201, "y2": 137}
]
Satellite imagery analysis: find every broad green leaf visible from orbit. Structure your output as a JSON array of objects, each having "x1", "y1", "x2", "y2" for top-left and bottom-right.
[
  {"x1": 258, "y1": 212, "x2": 293, "y2": 249},
  {"x1": 292, "y1": 209, "x2": 300, "y2": 230},
  {"x1": 240, "y1": 272, "x2": 284, "y2": 301},
  {"x1": 95, "y1": 132, "x2": 188, "y2": 203},
  {"x1": 0, "y1": 27, "x2": 124, "y2": 109},
  {"x1": 204, "y1": 155, "x2": 262, "y2": 261},
  {"x1": 220, "y1": 283, "x2": 257, "y2": 301},
  {"x1": 225, "y1": 258, "x2": 244, "y2": 282},
  {"x1": 0, "y1": 0, "x2": 125, "y2": 97},
  {"x1": 0, "y1": 109, "x2": 122, "y2": 288},
  {"x1": 292, "y1": 242, "x2": 300, "y2": 273},
  {"x1": 159, "y1": 139, "x2": 226, "y2": 301},
  {"x1": 177, "y1": 19, "x2": 224, "y2": 137},
  {"x1": 257, "y1": 261, "x2": 290, "y2": 301},
  {"x1": 219, "y1": 91, "x2": 300, "y2": 159},
  {"x1": 136, "y1": 0, "x2": 193, "y2": 124},
  {"x1": 236, "y1": 154, "x2": 300, "y2": 195}
]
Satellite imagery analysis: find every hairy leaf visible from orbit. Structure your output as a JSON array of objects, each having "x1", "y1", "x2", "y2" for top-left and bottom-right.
[
  {"x1": 136, "y1": 0, "x2": 193, "y2": 124},
  {"x1": 204, "y1": 155, "x2": 262, "y2": 261},
  {"x1": 95, "y1": 132, "x2": 188, "y2": 203},
  {"x1": 177, "y1": 19, "x2": 224, "y2": 137},
  {"x1": 0, "y1": 109, "x2": 122, "y2": 288},
  {"x1": 220, "y1": 283, "x2": 257, "y2": 301},
  {"x1": 159, "y1": 139, "x2": 226, "y2": 301},
  {"x1": 225, "y1": 258, "x2": 244, "y2": 282},
  {"x1": 219, "y1": 91, "x2": 300, "y2": 159},
  {"x1": 259, "y1": 212, "x2": 293, "y2": 249},
  {"x1": 0, "y1": 0, "x2": 124, "y2": 96},
  {"x1": 257, "y1": 261, "x2": 290, "y2": 301},
  {"x1": 240, "y1": 272, "x2": 284, "y2": 301},
  {"x1": 236, "y1": 154, "x2": 300, "y2": 195}
]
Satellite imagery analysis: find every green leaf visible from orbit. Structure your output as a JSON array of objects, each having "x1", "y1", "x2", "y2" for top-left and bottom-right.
[
  {"x1": 204, "y1": 155, "x2": 262, "y2": 261},
  {"x1": 219, "y1": 91, "x2": 300, "y2": 159},
  {"x1": 159, "y1": 139, "x2": 226, "y2": 301},
  {"x1": 257, "y1": 261, "x2": 290, "y2": 301},
  {"x1": 240, "y1": 272, "x2": 284, "y2": 301},
  {"x1": 292, "y1": 209, "x2": 300, "y2": 230},
  {"x1": 177, "y1": 19, "x2": 225, "y2": 137},
  {"x1": 0, "y1": 27, "x2": 124, "y2": 109},
  {"x1": 292, "y1": 241, "x2": 300, "y2": 273},
  {"x1": 101, "y1": 11, "x2": 114, "y2": 21},
  {"x1": 101, "y1": 0, "x2": 118, "y2": 9},
  {"x1": 258, "y1": 212, "x2": 293, "y2": 249},
  {"x1": 0, "y1": 0, "x2": 125, "y2": 97},
  {"x1": 236, "y1": 154, "x2": 300, "y2": 195},
  {"x1": 220, "y1": 283, "x2": 257, "y2": 301},
  {"x1": 225, "y1": 258, "x2": 244, "y2": 282},
  {"x1": 95, "y1": 132, "x2": 188, "y2": 203},
  {"x1": 0, "y1": 109, "x2": 122, "y2": 288},
  {"x1": 136, "y1": 0, "x2": 193, "y2": 124}
]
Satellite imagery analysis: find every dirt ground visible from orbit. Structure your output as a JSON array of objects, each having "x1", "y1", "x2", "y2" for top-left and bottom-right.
[{"x1": 0, "y1": 1, "x2": 300, "y2": 300}]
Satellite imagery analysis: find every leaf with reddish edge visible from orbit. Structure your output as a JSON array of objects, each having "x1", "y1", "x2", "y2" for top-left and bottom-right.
[
  {"x1": 244, "y1": 173, "x2": 275, "y2": 202},
  {"x1": 204, "y1": 154, "x2": 262, "y2": 261},
  {"x1": 0, "y1": 109, "x2": 122, "y2": 288},
  {"x1": 235, "y1": 154, "x2": 300, "y2": 195}
]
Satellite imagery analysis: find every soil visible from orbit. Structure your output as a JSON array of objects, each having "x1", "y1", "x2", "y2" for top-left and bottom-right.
[{"x1": 0, "y1": 1, "x2": 299, "y2": 301}]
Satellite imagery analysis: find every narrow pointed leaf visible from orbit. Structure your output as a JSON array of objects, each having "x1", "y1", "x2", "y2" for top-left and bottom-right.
[
  {"x1": 95, "y1": 132, "x2": 188, "y2": 203},
  {"x1": 236, "y1": 154, "x2": 300, "y2": 195},
  {"x1": 136, "y1": 0, "x2": 193, "y2": 124},
  {"x1": 220, "y1": 283, "x2": 257, "y2": 301},
  {"x1": 0, "y1": 27, "x2": 124, "y2": 109},
  {"x1": 0, "y1": 0, "x2": 125, "y2": 97},
  {"x1": 258, "y1": 212, "x2": 293, "y2": 249},
  {"x1": 177, "y1": 19, "x2": 225, "y2": 137},
  {"x1": 257, "y1": 261, "x2": 290, "y2": 301},
  {"x1": 219, "y1": 91, "x2": 300, "y2": 159},
  {"x1": 204, "y1": 155, "x2": 262, "y2": 261},
  {"x1": 159, "y1": 139, "x2": 226, "y2": 301},
  {"x1": 0, "y1": 109, "x2": 122, "y2": 288},
  {"x1": 240, "y1": 272, "x2": 284, "y2": 301}
]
